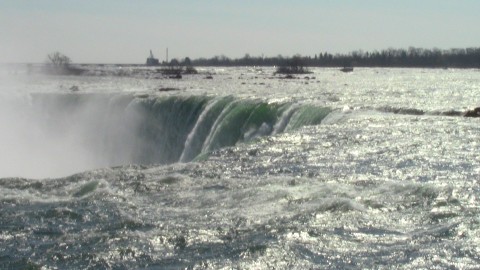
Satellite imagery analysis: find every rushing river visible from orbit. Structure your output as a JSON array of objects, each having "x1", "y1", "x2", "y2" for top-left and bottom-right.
[{"x1": 1, "y1": 66, "x2": 479, "y2": 269}]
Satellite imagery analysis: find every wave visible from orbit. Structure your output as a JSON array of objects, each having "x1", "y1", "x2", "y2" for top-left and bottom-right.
[{"x1": 25, "y1": 93, "x2": 332, "y2": 168}]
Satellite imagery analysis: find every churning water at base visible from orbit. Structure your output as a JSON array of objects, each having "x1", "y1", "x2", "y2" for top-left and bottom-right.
[{"x1": 1, "y1": 67, "x2": 480, "y2": 269}]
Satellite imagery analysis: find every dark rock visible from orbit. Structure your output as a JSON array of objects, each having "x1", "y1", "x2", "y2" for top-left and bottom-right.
[
  {"x1": 169, "y1": 74, "x2": 182, "y2": 79},
  {"x1": 440, "y1": 110, "x2": 463, "y2": 116},
  {"x1": 464, "y1": 107, "x2": 480, "y2": 117},
  {"x1": 158, "y1": 87, "x2": 180, "y2": 92},
  {"x1": 340, "y1": 67, "x2": 354, "y2": 72}
]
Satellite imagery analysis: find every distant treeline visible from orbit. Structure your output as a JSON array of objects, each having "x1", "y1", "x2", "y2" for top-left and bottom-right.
[{"x1": 182, "y1": 47, "x2": 480, "y2": 68}]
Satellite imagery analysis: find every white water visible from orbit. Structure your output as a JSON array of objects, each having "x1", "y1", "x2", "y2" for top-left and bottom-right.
[
  {"x1": 1, "y1": 66, "x2": 480, "y2": 269},
  {"x1": 2, "y1": 66, "x2": 478, "y2": 179},
  {"x1": 180, "y1": 97, "x2": 223, "y2": 162}
]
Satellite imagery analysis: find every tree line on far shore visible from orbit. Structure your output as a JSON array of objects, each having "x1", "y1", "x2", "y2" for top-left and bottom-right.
[
  {"x1": 184, "y1": 47, "x2": 480, "y2": 68},
  {"x1": 45, "y1": 47, "x2": 480, "y2": 72}
]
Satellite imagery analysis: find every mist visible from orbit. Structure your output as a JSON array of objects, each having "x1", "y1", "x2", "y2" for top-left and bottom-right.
[{"x1": 0, "y1": 78, "x2": 143, "y2": 179}]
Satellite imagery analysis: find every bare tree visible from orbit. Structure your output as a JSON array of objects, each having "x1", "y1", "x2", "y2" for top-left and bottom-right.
[
  {"x1": 47, "y1": 51, "x2": 71, "y2": 67},
  {"x1": 44, "y1": 51, "x2": 85, "y2": 75}
]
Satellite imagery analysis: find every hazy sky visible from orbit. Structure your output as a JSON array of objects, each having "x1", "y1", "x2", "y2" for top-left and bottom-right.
[{"x1": 1, "y1": 0, "x2": 479, "y2": 64}]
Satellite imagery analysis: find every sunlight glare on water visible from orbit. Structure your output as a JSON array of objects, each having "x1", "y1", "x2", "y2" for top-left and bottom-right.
[{"x1": 0, "y1": 66, "x2": 479, "y2": 269}]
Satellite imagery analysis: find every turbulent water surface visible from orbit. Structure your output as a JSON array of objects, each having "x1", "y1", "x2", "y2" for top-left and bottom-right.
[{"x1": 1, "y1": 66, "x2": 480, "y2": 269}]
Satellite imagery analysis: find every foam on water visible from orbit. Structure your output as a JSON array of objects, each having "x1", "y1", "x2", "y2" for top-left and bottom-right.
[
  {"x1": 1, "y1": 66, "x2": 480, "y2": 269},
  {"x1": 0, "y1": 90, "x2": 332, "y2": 178}
]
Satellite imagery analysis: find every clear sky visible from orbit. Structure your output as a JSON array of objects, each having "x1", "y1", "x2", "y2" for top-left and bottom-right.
[{"x1": 1, "y1": 0, "x2": 479, "y2": 64}]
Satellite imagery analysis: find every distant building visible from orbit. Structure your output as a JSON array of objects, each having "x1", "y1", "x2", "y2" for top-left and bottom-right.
[{"x1": 146, "y1": 50, "x2": 160, "y2": 66}]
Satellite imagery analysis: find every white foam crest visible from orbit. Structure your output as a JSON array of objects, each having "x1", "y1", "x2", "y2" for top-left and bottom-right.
[
  {"x1": 179, "y1": 98, "x2": 221, "y2": 162},
  {"x1": 200, "y1": 100, "x2": 236, "y2": 153},
  {"x1": 272, "y1": 104, "x2": 299, "y2": 135},
  {"x1": 243, "y1": 122, "x2": 272, "y2": 141},
  {"x1": 0, "y1": 177, "x2": 111, "y2": 204}
]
